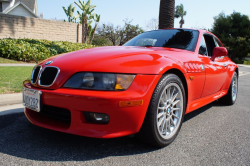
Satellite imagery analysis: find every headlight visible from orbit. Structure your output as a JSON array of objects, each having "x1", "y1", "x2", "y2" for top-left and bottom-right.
[{"x1": 63, "y1": 72, "x2": 136, "y2": 91}]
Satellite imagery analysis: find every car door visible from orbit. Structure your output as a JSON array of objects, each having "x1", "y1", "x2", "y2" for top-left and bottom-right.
[{"x1": 199, "y1": 34, "x2": 228, "y2": 98}]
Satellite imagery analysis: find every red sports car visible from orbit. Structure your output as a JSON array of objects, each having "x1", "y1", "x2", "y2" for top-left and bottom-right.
[{"x1": 23, "y1": 29, "x2": 238, "y2": 147}]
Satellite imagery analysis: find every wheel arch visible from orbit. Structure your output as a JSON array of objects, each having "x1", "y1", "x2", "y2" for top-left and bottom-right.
[{"x1": 164, "y1": 68, "x2": 188, "y2": 111}]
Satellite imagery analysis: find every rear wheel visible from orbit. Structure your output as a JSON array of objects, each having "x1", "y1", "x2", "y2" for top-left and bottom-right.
[
  {"x1": 138, "y1": 74, "x2": 186, "y2": 147},
  {"x1": 219, "y1": 71, "x2": 238, "y2": 105}
]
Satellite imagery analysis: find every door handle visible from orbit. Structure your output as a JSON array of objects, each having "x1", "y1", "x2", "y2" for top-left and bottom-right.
[{"x1": 223, "y1": 64, "x2": 227, "y2": 68}]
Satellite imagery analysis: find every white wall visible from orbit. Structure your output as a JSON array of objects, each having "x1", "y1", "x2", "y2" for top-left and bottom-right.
[{"x1": 8, "y1": 5, "x2": 34, "y2": 17}]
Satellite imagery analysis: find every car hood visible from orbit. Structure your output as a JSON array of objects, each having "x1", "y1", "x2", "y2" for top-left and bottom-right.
[{"x1": 40, "y1": 46, "x2": 191, "y2": 75}]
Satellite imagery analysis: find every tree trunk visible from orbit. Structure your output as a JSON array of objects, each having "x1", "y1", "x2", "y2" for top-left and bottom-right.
[
  {"x1": 159, "y1": 0, "x2": 175, "y2": 29},
  {"x1": 89, "y1": 25, "x2": 98, "y2": 44},
  {"x1": 82, "y1": 14, "x2": 88, "y2": 43},
  {"x1": 179, "y1": 17, "x2": 184, "y2": 28}
]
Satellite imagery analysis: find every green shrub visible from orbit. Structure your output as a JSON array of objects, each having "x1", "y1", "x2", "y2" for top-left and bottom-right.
[
  {"x1": 243, "y1": 60, "x2": 250, "y2": 65},
  {"x1": 233, "y1": 60, "x2": 244, "y2": 64},
  {"x1": 0, "y1": 38, "x2": 94, "y2": 62}
]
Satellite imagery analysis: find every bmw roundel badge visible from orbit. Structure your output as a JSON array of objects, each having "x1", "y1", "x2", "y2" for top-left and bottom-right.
[{"x1": 45, "y1": 60, "x2": 53, "y2": 65}]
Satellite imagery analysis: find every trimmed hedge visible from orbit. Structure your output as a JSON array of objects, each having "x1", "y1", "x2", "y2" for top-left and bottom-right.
[
  {"x1": 243, "y1": 60, "x2": 250, "y2": 65},
  {"x1": 233, "y1": 59, "x2": 250, "y2": 65},
  {"x1": 0, "y1": 38, "x2": 94, "y2": 62}
]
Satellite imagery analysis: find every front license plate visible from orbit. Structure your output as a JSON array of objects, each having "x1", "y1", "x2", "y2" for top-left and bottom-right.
[{"x1": 23, "y1": 88, "x2": 41, "y2": 112}]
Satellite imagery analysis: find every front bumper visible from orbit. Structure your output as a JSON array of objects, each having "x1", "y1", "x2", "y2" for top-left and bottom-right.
[{"x1": 24, "y1": 74, "x2": 161, "y2": 138}]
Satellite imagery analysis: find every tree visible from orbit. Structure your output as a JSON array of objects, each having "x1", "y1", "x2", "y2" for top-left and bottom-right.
[
  {"x1": 88, "y1": 14, "x2": 101, "y2": 44},
  {"x1": 119, "y1": 20, "x2": 144, "y2": 45},
  {"x1": 211, "y1": 12, "x2": 250, "y2": 60},
  {"x1": 145, "y1": 18, "x2": 158, "y2": 31},
  {"x1": 97, "y1": 23, "x2": 121, "y2": 46},
  {"x1": 74, "y1": 0, "x2": 98, "y2": 43},
  {"x1": 97, "y1": 20, "x2": 144, "y2": 46},
  {"x1": 62, "y1": 3, "x2": 76, "y2": 22},
  {"x1": 159, "y1": 0, "x2": 175, "y2": 29},
  {"x1": 175, "y1": 3, "x2": 187, "y2": 28}
]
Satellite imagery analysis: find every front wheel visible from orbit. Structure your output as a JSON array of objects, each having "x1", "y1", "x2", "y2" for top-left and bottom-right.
[{"x1": 137, "y1": 74, "x2": 186, "y2": 147}]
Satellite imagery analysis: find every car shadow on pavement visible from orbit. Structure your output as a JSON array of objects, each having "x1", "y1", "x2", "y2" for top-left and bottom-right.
[
  {"x1": 0, "y1": 113, "x2": 158, "y2": 162},
  {"x1": 0, "y1": 100, "x2": 226, "y2": 162}
]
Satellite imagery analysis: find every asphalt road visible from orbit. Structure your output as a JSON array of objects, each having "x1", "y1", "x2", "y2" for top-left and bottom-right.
[{"x1": 0, "y1": 66, "x2": 250, "y2": 166}]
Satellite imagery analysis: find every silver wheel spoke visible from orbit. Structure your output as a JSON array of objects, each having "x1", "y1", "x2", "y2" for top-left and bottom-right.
[
  {"x1": 160, "y1": 98, "x2": 165, "y2": 104},
  {"x1": 172, "y1": 92, "x2": 179, "y2": 102},
  {"x1": 167, "y1": 119, "x2": 171, "y2": 132},
  {"x1": 172, "y1": 113, "x2": 179, "y2": 119},
  {"x1": 170, "y1": 117, "x2": 175, "y2": 127},
  {"x1": 167, "y1": 88, "x2": 171, "y2": 100},
  {"x1": 158, "y1": 117, "x2": 165, "y2": 128},
  {"x1": 158, "y1": 107, "x2": 165, "y2": 110},
  {"x1": 172, "y1": 107, "x2": 180, "y2": 111},
  {"x1": 160, "y1": 119, "x2": 166, "y2": 132},
  {"x1": 172, "y1": 99, "x2": 180, "y2": 107},
  {"x1": 171, "y1": 87, "x2": 175, "y2": 99},
  {"x1": 157, "y1": 112, "x2": 165, "y2": 119}
]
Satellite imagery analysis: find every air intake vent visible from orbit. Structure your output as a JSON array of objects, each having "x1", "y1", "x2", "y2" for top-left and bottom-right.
[
  {"x1": 40, "y1": 105, "x2": 71, "y2": 123},
  {"x1": 39, "y1": 67, "x2": 59, "y2": 86},
  {"x1": 31, "y1": 66, "x2": 41, "y2": 84}
]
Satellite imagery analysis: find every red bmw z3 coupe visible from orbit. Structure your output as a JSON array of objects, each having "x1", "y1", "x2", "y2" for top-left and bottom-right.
[{"x1": 23, "y1": 29, "x2": 238, "y2": 147}]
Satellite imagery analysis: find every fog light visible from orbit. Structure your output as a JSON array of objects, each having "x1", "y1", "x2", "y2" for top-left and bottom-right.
[{"x1": 83, "y1": 112, "x2": 110, "y2": 124}]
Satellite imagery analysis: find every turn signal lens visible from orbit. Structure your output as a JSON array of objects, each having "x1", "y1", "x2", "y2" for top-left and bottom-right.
[
  {"x1": 119, "y1": 100, "x2": 143, "y2": 107},
  {"x1": 115, "y1": 74, "x2": 136, "y2": 90}
]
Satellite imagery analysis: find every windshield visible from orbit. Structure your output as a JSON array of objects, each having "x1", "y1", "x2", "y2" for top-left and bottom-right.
[{"x1": 124, "y1": 29, "x2": 199, "y2": 51}]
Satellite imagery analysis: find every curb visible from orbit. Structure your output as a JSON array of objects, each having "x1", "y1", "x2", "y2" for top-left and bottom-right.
[
  {"x1": 237, "y1": 64, "x2": 250, "y2": 68},
  {"x1": 0, "y1": 104, "x2": 24, "y2": 116},
  {"x1": 0, "y1": 93, "x2": 22, "y2": 106}
]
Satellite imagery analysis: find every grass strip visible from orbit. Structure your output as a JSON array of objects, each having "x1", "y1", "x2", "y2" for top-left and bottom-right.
[{"x1": 0, "y1": 66, "x2": 33, "y2": 94}]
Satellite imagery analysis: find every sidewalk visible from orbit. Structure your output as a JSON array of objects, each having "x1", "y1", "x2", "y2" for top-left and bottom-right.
[
  {"x1": 0, "y1": 93, "x2": 24, "y2": 116},
  {"x1": 0, "y1": 93, "x2": 22, "y2": 106},
  {"x1": 237, "y1": 64, "x2": 250, "y2": 68}
]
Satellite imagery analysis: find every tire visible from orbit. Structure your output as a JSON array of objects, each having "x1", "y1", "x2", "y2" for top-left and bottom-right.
[
  {"x1": 219, "y1": 71, "x2": 238, "y2": 105},
  {"x1": 137, "y1": 74, "x2": 186, "y2": 148}
]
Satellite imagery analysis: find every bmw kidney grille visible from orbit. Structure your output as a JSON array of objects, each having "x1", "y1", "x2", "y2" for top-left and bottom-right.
[
  {"x1": 31, "y1": 66, "x2": 41, "y2": 84},
  {"x1": 39, "y1": 67, "x2": 60, "y2": 86}
]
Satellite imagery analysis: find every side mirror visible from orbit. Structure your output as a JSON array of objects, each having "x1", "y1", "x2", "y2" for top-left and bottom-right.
[{"x1": 211, "y1": 47, "x2": 228, "y2": 61}]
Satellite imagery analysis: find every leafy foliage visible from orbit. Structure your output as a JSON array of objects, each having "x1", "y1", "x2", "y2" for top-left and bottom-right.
[
  {"x1": 0, "y1": 38, "x2": 94, "y2": 62},
  {"x1": 92, "y1": 35, "x2": 111, "y2": 46},
  {"x1": 62, "y1": 3, "x2": 77, "y2": 22},
  {"x1": 233, "y1": 59, "x2": 250, "y2": 65},
  {"x1": 74, "y1": 0, "x2": 100, "y2": 44},
  {"x1": 211, "y1": 12, "x2": 250, "y2": 60},
  {"x1": 97, "y1": 20, "x2": 144, "y2": 46},
  {"x1": 175, "y1": 3, "x2": 187, "y2": 28}
]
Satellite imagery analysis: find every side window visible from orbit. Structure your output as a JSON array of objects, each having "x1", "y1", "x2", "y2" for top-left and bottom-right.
[
  {"x1": 198, "y1": 36, "x2": 208, "y2": 56},
  {"x1": 204, "y1": 35, "x2": 216, "y2": 57},
  {"x1": 214, "y1": 37, "x2": 222, "y2": 47}
]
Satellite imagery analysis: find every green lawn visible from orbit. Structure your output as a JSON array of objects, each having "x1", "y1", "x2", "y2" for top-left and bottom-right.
[
  {"x1": 0, "y1": 66, "x2": 33, "y2": 94},
  {"x1": 0, "y1": 57, "x2": 29, "y2": 63}
]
